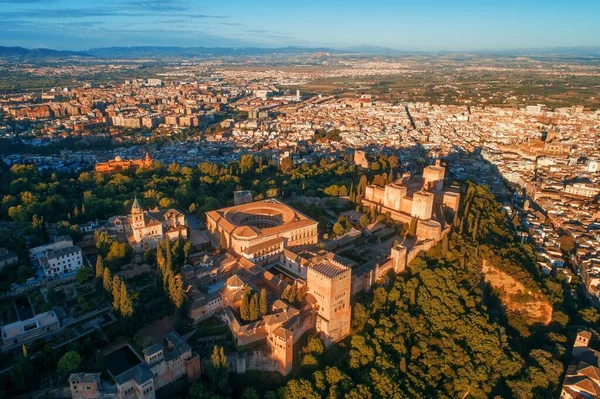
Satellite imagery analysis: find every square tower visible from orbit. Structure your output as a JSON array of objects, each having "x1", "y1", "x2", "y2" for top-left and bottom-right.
[
  {"x1": 423, "y1": 163, "x2": 446, "y2": 191},
  {"x1": 411, "y1": 191, "x2": 434, "y2": 221},
  {"x1": 383, "y1": 184, "x2": 407, "y2": 212},
  {"x1": 131, "y1": 197, "x2": 146, "y2": 230},
  {"x1": 307, "y1": 260, "x2": 351, "y2": 346}
]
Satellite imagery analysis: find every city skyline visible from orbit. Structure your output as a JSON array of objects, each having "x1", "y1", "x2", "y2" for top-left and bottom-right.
[{"x1": 1, "y1": 0, "x2": 600, "y2": 51}]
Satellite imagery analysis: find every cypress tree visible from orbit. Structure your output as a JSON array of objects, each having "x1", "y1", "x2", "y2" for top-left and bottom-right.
[
  {"x1": 112, "y1": 276, "x2": 121, "y2": 311},
  {"x1": 249, "y1": 294, "x2": 259, "y2": 321},
  {"x1": 169, "y1": 274, "x2": 184, "y2": 308},
  {"x1": 163, "y1": 267, "x2": 173, "y2": 290},
  {"x1": 95, "y1": 256, "x2": 104, "y2": 279},
  {"x1": 102, "y1": 268, "x2": 112, "y2": 292},
  {"x1": 119, "y1": 282, "x2": 133, "y2": 317},
  {"x1": 358, "y1": 175, "x2": 367, "y2": 194},
  {"x1": 259, "y1": 288, "x2": 268, "y2": 316},
  {"x1": 183, "y1": 241, "x2": 192, "y2": 262},
  {"x1": 165, "y1": 238, "x2": 172, "y2": 271},
  {"x1": 156, "y1": 242, "x2": 164, "y2": 273},
  {"x1": 240, "y1": 287, "x2": 251, "y2": 321}
]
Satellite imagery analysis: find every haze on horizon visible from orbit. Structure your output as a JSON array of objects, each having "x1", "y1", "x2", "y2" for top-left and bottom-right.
[{"x1": 0, "y1": 0, "x2": 599, "y2": 52}]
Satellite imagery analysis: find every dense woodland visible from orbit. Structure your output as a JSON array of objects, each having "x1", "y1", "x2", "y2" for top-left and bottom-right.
[
  {"x1": 0, "y1": 154, "x2": 402, "y2": 227},
  {"x1": 1, "y1": 157, "x2": 599, "y2": 398}
]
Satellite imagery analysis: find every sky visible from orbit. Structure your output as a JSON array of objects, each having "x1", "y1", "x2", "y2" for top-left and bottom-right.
[{"x1": 0, "y1": 0, "x2": 599, "y2": 51}]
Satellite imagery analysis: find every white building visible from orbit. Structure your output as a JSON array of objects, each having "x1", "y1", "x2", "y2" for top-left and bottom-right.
[
  {"x1": 1, "y1": 310, "x2": 60, "y2": 350},
  {"x1": 40, "y1": 246, "x2": 84, "y2": 279},
  {"x1": 30, "y1": 236, "x2": 85, "y2": 279}
]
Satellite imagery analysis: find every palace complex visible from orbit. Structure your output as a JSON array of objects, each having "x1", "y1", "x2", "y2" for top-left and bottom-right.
[
  {"x1": 183, "y1": 200, "x2": 351, "y2": 375},
  {"x1": 95, "y1": 153, "x2": 153, "y2": 173},
  {"x1": 362, "y1": 160, "x2": 460, "y2": 242}
]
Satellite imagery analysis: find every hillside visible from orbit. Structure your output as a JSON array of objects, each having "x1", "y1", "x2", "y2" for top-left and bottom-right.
[
  {"x1": 0, "y1": 46, "x2": 92, "y2": 59},
  {"x1": 482, "y1": 259, "x2": 553, "y2": 326},
  {"x1": 239, "y1": 182, "x2": 569, "y2": 399}
]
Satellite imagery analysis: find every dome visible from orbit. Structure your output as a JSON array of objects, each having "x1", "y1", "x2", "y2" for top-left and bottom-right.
[
  {"x1": 115, "y1": 155, "x2": 122, "y2": 162},
  {"x1": 226, "y1": 275, "x2": 245, "y2": 290}
]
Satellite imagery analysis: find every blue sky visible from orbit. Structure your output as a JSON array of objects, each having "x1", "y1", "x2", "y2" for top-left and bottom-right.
[{"x1": 0, "y1": 0, "x2": 599, "y2": 50}]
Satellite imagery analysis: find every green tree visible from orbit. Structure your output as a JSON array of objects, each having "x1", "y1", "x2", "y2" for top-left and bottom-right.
[
  {"x1": 359, "y1": 214, "x2": 370, "y2": 229},
  {"x1": 102, "y1": 267, "x2": 112, "y2": 292},
  {"x1": 112, "y1": 276, "x2": 122, "y2": 311},
  {"x1": 333, "y1": 222, "x2": 346, "y2": 236},
  {"x1": 208, "y1": 346, "x2": 229, "y2": 394},
  {"x1": 259, "y1": 288, "x2": 268, "y2": 316},
  {"x1": 242, "y1": 387, "x2": 260, "y2": 399},
  {"x1": 119, "y1": 282, "x2": 133, "y2": 317},
  {"x1": 76, "y1": 267, "x2": 92, "y2": 284},
  {"x1": 169, "y1": 274, "x2": 185, "y2": 308},
  {"x1": 249, "y1": 294, "x2": 259, "y2": 321},
  {"x1": 95, "y1": 231, "x2": 113, "y2": 257},
  {"x1": 57, "y1": 351, "x2": 81, "y2": 377},
  {"x1": 95, "y1": 256, "x2": 105, "y2": 279},
  {"x1": 240, "y1": 287, "x2": 251, "y2": 321}
]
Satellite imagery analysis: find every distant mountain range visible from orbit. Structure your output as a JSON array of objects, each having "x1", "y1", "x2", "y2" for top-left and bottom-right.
[
  {"x1": 1, "y1": 45, "x2": 599, "y2": 60},
  {"x1": 0, "y1": 46, "x2": 93, "y2": 59},
  {"x1": 85, "y1": 45, "x2": 346, "y2": 58}
]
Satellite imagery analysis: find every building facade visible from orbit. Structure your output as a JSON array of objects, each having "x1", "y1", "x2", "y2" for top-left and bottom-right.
[
  {"x1": 362, "y1": 160, "x2": 460, "y2": 243},
  {"x1": 206, "y1": 199, "x2": 318, "y2": 259},
  {"x1": 95, "y1": 153, "x2": 153, "y2": 173},
  {"x1": 128, "y1": 198, "x2": 188, "y2": 244},
  {"x1": 29, "y1": 236, "x2": 84, "y2": 279}
]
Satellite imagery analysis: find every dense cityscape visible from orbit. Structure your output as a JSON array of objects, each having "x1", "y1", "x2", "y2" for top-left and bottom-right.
[{"x1": 2, "y1": 1, "x2": 600, "y2": 398}]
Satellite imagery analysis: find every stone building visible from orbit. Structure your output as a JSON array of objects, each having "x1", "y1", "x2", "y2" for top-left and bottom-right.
[
  {"x1": 128, "y1": 198, "x2": 188, "y2": 244},
  {"x1": 233, "y1": 190, "x2": 253, "y2": 205},
  {"x1": 353, "y1": 150, "x2": 369, "y2": 168},
  {"x1": 95, "y1": 153, "x2": 153, "y2": 173},
  {"x1": 306, "y1": 256, "x2": 352, "y2": 345},
  {"x1": 1, "y1": 310, "x2": 60, "y2": 351},
  {"x1": 205, "y1": 199, "x2": 318, "y2": 261},
  {"x1": 68, "y1": 373, "x2": 102, "y2": 399},
  {"x1": 71, "y1": 332, "x2": 199, "y2": 399},
  {"x1": 186, "y1": 200, "x2": 353, "y2": 376},
  {"x1": 362, "y1": 160, "x2": 460, "y2": 243},
  {"x1": 561, "y1": 330, "x2": 600, "y2": 398}
]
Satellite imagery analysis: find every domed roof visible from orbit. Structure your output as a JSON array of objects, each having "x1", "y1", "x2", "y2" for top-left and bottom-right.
[
  {"x1": 226, "y1": 275, "x2": 245, "y2": 290},
  {"x1": 115, "y1": 155, "x2": 122, "y2": 162}
]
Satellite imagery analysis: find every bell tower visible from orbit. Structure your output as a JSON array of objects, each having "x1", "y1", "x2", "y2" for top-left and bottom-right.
[{"x1": 131, "y1": 197, "x2": 145, "y2": 229}]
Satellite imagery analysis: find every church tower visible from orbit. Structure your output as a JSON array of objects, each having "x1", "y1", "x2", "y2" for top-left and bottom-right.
[{"x1": 131, "y1": 197, "x2": 145, "y2": 230}]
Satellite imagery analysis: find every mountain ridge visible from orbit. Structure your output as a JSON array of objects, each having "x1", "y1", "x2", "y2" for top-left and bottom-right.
[{"x1": 2, "y1": 45, "x2": 600, "y2": 60}]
